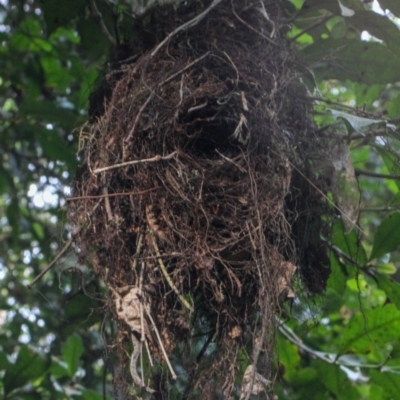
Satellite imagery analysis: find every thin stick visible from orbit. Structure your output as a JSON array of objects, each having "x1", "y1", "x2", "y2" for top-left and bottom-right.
[
  {"x1": 145, "y1": 339, "x2": 154, "y2": 367},
  {"x1": 139, "y1": 262, "x2": 146, "y2": 343},
  {"x1": 149, "y1": 228, "x2": 194, "y2": 312},
  {"x1": 231, "y1": 0, "x2": 277, "y2": 46},
  {"x1": 89, "y1": 0, "x2": 117, "y2": 46},
  {"x1": 161, "y1": 52, "x2": 210, "y2": 86},
  {"x1": 143, "y1": 305, "x2": 177, "y2": 380},
  {"x1": 150, "y1": 0, "x2": 223, "y2": 59},
  {"x1": 27, "y1": 200, "x2": 102, "y2": 288},
  {"x1": 93, "y1": 151, "x2": 178, "y2": 174},
  {"x1": 102, "y1": 187, "x2": 113, "y2": 221},
  {"x1": 124, "y1": 52, "x2": 210, "y2": 143},
  {"x1": 124, "y1": 91, "x2": 155, "y2": 143},
  {"x1": 66, "y1": 187, "x2": 160, "y2": 201}
]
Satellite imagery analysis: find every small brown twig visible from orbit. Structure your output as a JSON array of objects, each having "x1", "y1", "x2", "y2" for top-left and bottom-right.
[
  {"x1": 231, "y1": 0, "x2": 277, "y2": 46},
  {"x1": 102, "y1": 187, "x2": 113, "y2": 221},
  {"x1": 124, "y1": 91, "x2": 155, "y2": 143},
  {"x1": 143, "y1": 304, "x2": 178, "y2": 380},
  {"x1": 148, "y1": 228, "x2": 194, "y2": 312},
  {"x1": 93, "y1": 151, "x2": 178, "y2": 174},
  {"x1": 124, "y1": 52, "x2": 210, "y2": 143},
  {"x1": 66, "y1": 187, "x2": 160, "y2": 201},
  {"x1": 150, "y1": 0, "x2": 223, "y2": 59}
]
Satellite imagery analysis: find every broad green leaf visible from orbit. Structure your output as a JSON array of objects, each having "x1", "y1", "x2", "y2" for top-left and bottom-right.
[
  {"x1": 370, "y1": 212, "x2": 400, "y2": 260},
  {"x1": 387, "y1": 95, "x2": 400, "y2": 118},
  {"x1": 316, "y1": 360, "x2": 359, "y2": 399},
  {"x1": 62, "y1": 335, "x2": 84, "y2": 377},
  {"x1": 372, "y1": 263, "x2": 397, "y2": 275},
  {"x1": 300, "y1": 39, "x2": 400, "y2": 85},
  {"x1": 378, "y1": 0, "x2": 400, "y2": 18},
  {"x1": 348, "y1": 11, "x2": 400, "y2": 59},
  {"x1": 3, "y1": 346, "x2": 49, "y2": 395},
  {"x1": 376, "y1": 274, "x2": 400, "y2": 310},
  {"x1": 327, "y1": 252, "x2": 348, "y2": 295},
  {"x1": 81, "y1": 388, "x2": 107, "y2": 400},
  {"x1": 77, "y1": 18, "x2": 112, "y2": 62},
  {"x1": 332, "y1": 218, "x2": 367, "y2": 265},
  {"x1": 49, "y1": 359, "x2": 69, "y2": 379},
  {"x1": 339, "y1": 304, "x2": 400, "y2": 355},
  {"x1": 278, "y1": 335, "x2": 300, "y2": 380},
  {"x1": 370, "y1": 370, "x2": 400, "y2": 399},
  {"x1": 354, "y1": 83, "x2": 383, "y2": 107},
  {"x1": 377, "y1": 146, "x2": 400, "y2": 190}
]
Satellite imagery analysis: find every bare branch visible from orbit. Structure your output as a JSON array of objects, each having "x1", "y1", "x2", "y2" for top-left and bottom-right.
[{"x1": 89, "y1": 0, "x2": 117, "y2": 46}]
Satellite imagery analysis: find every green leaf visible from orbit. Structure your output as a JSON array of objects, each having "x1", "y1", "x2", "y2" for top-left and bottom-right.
[
  {"x1": 377, "y1": 146, "x2": 400, "y2": 190},
  {"x1": 370, "y1": 370, "x2": 400, "y2": 399},
  {"x1": 370, "y1": 212, "x2": 400, "y2": 260},
  {"x1": 3, "y1": 346, "x2": 50, "y2": 395},
  {"x1": 387, "y1": 95, "x2": 400, "y2": 118},
  {"x1": 339, "y1": 304, "x2": 400, "y2": 355},
  {"x1": 40, "y1": 0, "x2": 86, "y2": 36},
  {"x1": 316, "y1": 360, "x2": 359, "y2": 399},
  {"x1": 81, "y1": 388, "x2": 107, "y2": 400},
  {"x1": 299, "y1": 39, "x2": 400, "y2": 85},
  {"x1": 62, "y1": 334, "x2": 84, "y2": 377},
  {"x1": 348, "y1": 11, "x2": 400, "y2": 59},
  {"x1": 332, "y1": 218, "x2": 367, "y2": 265},
  {"x1": 373, "y1": 263, "x2": 397, "y2": 275},
  {"x1": 327, "y1": 252, "x2": 348, "y2": 295},
  {"x1": 278, "y1": 334, "x2": 300, "y2": 380},
  {"x1": 376, "y1": 274, "x2": 400, "y2": 310},
  {"x1": 77, "y1": 11, "x2": 113, "y2": 62},
  {"x1": 378, "y1": 0, "x2": 400, "y2": 18}
]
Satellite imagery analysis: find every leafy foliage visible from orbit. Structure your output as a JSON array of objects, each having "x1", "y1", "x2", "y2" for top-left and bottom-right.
[{"x1": 2, "y1": 0, "x2": 400, "y2": 399}]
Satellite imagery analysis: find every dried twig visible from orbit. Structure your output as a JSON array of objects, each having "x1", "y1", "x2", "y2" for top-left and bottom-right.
[
  {"x1": 124, "y1": 52, "x2": 210, "y2": 143},
  {"x1": 93, "y1": 151, "x2": 178, "y2": 174},
  {"x1": 231, "y1": 0, "x2": 277, "y2": 46},
  {"x1": 66, "y1": 187, "x2": 160, "y2": 201},
  {"x1": 89, "y1": 0, "x2": 117, "y2": 46},
  {"x1": 148, "y1": 228, "x2": 194, "y2": 312},
  {"x1": 143, "y1": 305, "x2": 178, "y2": 380},
  {"x1": 150, "y1": 0, "x2": 223, "y2": 59},
  {"x1": 124, "y1": 91, "x2": 155, "y2": 143}
]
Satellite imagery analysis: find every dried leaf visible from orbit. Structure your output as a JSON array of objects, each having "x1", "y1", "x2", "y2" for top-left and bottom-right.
[{"x1": 239, "y1": 364, "x2": 271, "y2": 400}]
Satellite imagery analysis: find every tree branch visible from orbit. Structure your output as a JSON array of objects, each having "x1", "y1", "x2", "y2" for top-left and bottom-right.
[
  {"x1": 89, "y1": 0, "x2": 117, "y2": 46},
  {"x1": 355, "y1": 169, "x2": 400, "y2": 180}
]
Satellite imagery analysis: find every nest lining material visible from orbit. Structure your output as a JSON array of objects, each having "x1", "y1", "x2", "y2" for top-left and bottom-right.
[{"x1": 69, "y1": 0, "x2": 328, "y2": 397}]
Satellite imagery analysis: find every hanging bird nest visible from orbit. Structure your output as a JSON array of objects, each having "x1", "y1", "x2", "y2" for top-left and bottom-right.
[{"x1": 69, "y1": 0, "x2": 331, "y2": 398}]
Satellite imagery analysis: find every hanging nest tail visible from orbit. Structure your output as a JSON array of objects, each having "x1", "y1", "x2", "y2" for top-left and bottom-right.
[{"x1": 69, "y1": 0, "x2": 330, "y2": 398}]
